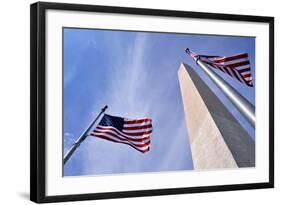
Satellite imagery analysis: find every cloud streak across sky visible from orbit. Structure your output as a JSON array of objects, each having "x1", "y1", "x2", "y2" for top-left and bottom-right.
[{"x1": 63, "y1": 28, "x2": 255, "y2": 176}]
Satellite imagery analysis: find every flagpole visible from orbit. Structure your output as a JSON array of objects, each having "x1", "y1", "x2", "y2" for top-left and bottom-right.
[
  {"x1": 63, "y1": 105, "x2": 108, "y2": 165},
  {"x1": 185, "y1": 49, "x2": 255, "y2": 128}
]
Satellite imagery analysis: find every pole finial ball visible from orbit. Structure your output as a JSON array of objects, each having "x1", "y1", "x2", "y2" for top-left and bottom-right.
[{"x1": 102, "y1": 105, "x2": 108, "y2": 112}]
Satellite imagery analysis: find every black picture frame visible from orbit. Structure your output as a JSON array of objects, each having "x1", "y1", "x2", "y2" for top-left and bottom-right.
[{"x1": 30, "y1": 1, "x2": 274, "y2": 203}]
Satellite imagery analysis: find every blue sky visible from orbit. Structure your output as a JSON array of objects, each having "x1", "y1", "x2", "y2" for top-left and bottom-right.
[{"x1": 63, "y1": 28, "x2": 255, "y2": 176}]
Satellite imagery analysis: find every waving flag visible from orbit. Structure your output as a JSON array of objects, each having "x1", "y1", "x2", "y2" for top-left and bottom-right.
[
  {"x1": 185, "y1": 48, "x2": 253, "y2": 87},
  {"x1": 90, "y1": 114, "x2": 152, "y2": 153}
]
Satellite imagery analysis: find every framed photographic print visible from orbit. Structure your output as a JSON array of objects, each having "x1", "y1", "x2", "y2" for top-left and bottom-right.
[{"x1": 30, "y1": 1, "x2": 274, "y2": 203}]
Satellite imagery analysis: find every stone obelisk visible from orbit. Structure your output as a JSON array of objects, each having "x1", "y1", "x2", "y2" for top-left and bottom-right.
[{"x1": 178, "y1": 63, "x2": 255, "y2": 169}]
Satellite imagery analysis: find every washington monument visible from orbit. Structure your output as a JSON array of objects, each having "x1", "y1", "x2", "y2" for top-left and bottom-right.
[{"x1": 178, "y1": 63, "x2": 255, "y2": 169}]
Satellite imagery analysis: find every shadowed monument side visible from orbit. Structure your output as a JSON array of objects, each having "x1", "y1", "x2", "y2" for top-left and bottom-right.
[{"x1": 178, "y1": 63, "x2": 255, "y2": 169}]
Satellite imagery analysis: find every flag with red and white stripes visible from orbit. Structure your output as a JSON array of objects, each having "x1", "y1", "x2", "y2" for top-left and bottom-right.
[
  {"x1": 90, "y1": 114, "x2": 152, "y2": 153},
  {"x1": 185, "y1": 48, "x2": 253, "y2": 87}
]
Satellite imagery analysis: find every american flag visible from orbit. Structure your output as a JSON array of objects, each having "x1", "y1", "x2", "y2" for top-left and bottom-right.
[
  {"x1": 185, "y1": 48, "x2": 253, "y2": 87},
  {"x1": 90, "y1": 114, "x2": 152, "y2": 153}
]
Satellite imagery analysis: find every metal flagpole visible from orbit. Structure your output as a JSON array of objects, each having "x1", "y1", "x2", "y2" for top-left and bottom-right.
[
  {"x1": 63, "y1": 105, "x2": 108, "y2": 165},
  {"x1": 185, "y1": 48, "x2": 255, "y2": 128}
]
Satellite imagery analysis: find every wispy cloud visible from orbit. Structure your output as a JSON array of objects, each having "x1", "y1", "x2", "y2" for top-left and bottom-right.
[
  {"x1": 64, "y1": 132, "x2": 74, "y2": 154},
  {"x1": 78, "y1": 32, "x2": 193, "y2": 175},
  {"x1": 86, "y1": 32, "x2": 153, "y2": 117}
]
